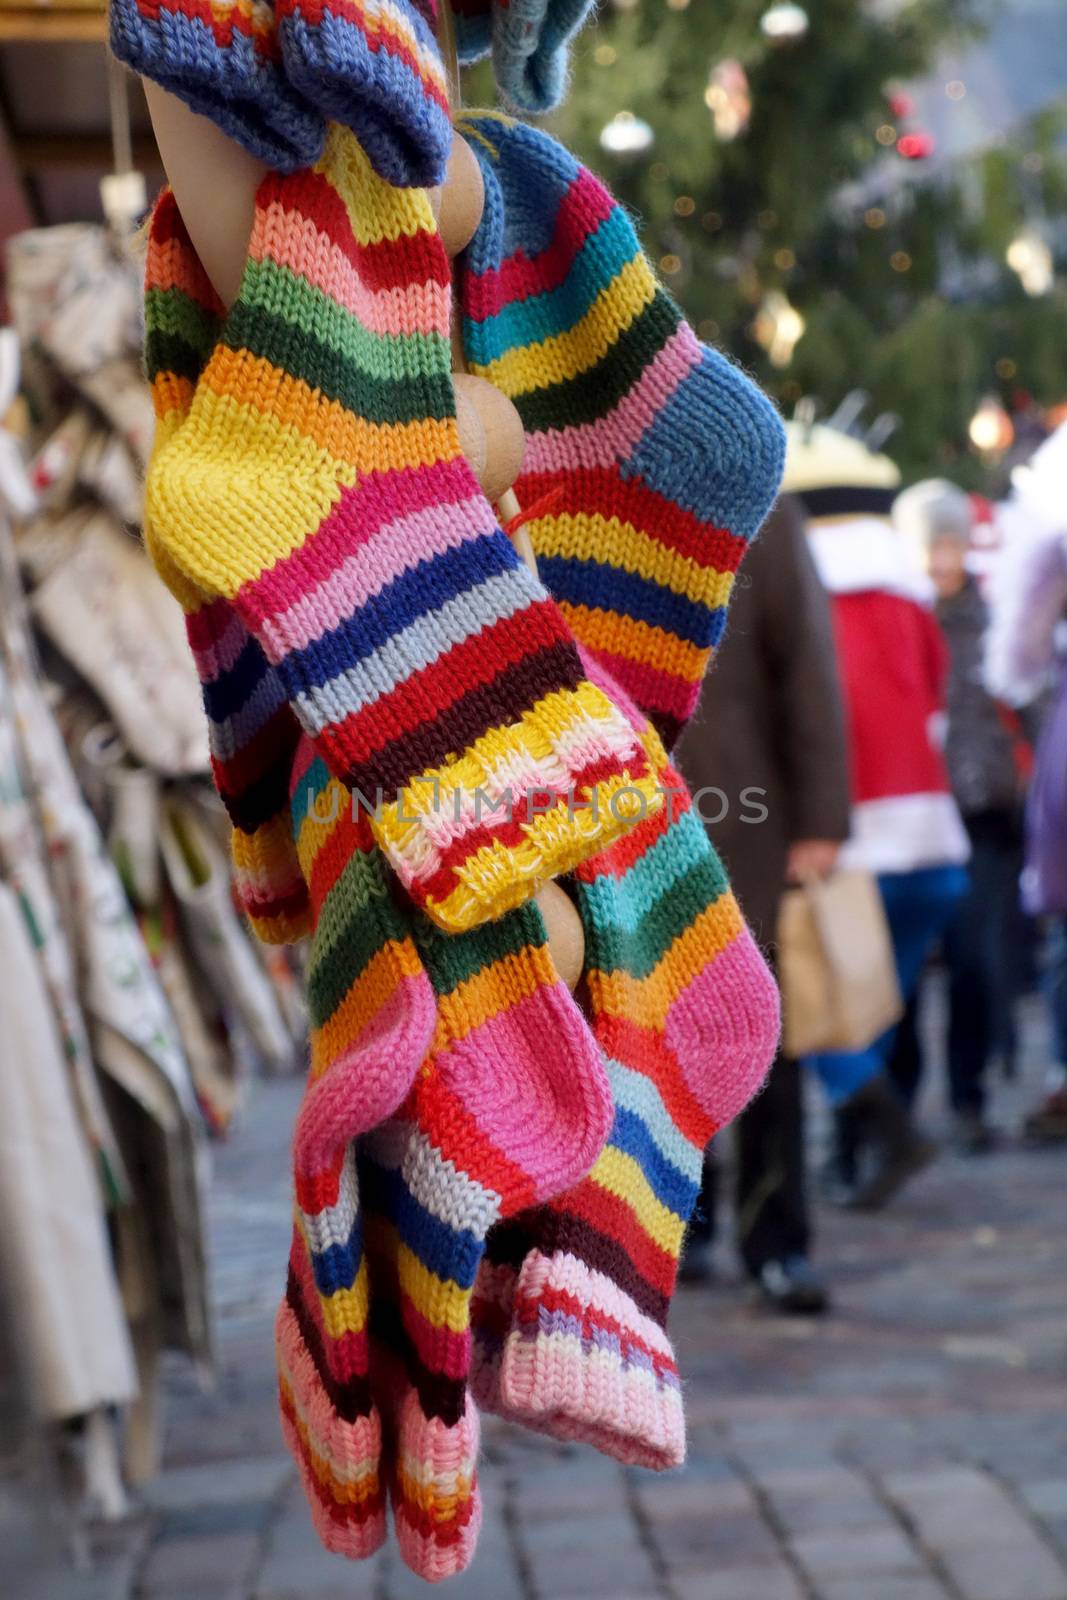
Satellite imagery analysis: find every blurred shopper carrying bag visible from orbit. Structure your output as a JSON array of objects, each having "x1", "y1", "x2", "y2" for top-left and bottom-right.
[{"x1": 778, "y1": 869, "x2": 903, "y2": 1057}]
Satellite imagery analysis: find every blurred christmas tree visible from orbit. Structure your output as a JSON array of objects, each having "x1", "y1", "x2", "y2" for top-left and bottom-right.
[{"x1": 477, "y1": 0, "x2": 1067, "y2": 487}]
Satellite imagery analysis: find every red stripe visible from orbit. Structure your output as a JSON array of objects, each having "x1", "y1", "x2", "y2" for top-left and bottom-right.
[
  {"x1": 514, "y1": 1279, "x2": 676, "y2": 1379},
  {"x1": 322, "y1": 599, "x2": 573, "y2": 768},
  {"x1": 555, "y1": 1181, "x2": 677, "y2": 1298},
  {"x1": 294, "y1": 1146, "x2": 347, "y2": 1214},
  {"x1": 413, "y1": 1070, "x2": 534, "y2": 1215},
  {"x1": 279, "y1": 1391, "x2": 383, "y2": 1526},
  {"x1": 517, "y1": 465, "x2": 746, "y2": 574},
  {"x1": 237, "y1": 458, "x2": 477, "y2": 632},
  {"x1": 398, "y1": 1297, "x2": 472, "y2": 1381},
  {"x1": 463, "y1": 167, "x2": 616, "y2": 320},
  {"x1": 252, "y1": 166, "x2": 451, "y2": 294},
  {"x1": 409, "y1": 741, "x2": 655, "y2": 908},
  {"x1": 596, "y1": 1013, "x2": 709, "y2": 1147}
]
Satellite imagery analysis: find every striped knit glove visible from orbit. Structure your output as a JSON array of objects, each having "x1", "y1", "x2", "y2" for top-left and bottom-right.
[
  {"x1": 470, "y1": 659, "x2": 780, "y2": 1470},
  {"x1": 460, "y1": 114, "x2": 785, "y2": 750},
  {"x1": 143, "y1": 125, "x2": 662, "y2": 935}
]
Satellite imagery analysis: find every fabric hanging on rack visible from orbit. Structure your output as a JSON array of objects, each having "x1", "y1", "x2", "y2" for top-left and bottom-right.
[{"x1": 0, "y1": 876, "x2": 137, "y2": 1421}]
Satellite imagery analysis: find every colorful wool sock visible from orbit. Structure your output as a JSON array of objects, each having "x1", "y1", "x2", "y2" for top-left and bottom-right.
[
  {"x1": 277, "y1": 739, "x2": 437, "y2": 1559},
  {"x1": 276, "y1": 0, "x2": 453, "y2": 188},
  {"x1": 357, "y1": 884, "x2": 615, "y2": 1580},
  {"x1": 459, "y1": 113, "x2": 784, "y2": 750},
  {"x1": 470, "y1": 657, "x2": 780, "y2": 1468},
  {"x1": 109, "y1": 0, "x2": 326, "y2": 174},
  {"x1": 146, "y1": 194, "x2": 440, "y2": 1551},
  {"x1": 143, "y1": 124, "x2": 661, "y2": 936},
  {"x1": 113, "y1": 0, "x2": 597, "y2": 180},
  {"x1": 144, "y1": 189, "x2": 310, "y2": 943}
]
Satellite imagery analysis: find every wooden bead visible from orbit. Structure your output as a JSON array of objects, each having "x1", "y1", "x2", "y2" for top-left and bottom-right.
[
  {"x1": 453, "y1": 372, "x2": 526, "y2": 503},
  {"x1": 536, "y1": 881, "x2": 586, "y2": 993},
  {"x1": 435, "y1": 133, "x2": 485, "y2": 259}
]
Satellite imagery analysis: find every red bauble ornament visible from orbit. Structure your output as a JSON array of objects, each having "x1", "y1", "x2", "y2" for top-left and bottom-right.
[
  {"x1": 897, "y1": 131, "x2": 934, "y2": 160},
  {"x1": 888, "y1": 90, "x2": 914, "y2": 119}
]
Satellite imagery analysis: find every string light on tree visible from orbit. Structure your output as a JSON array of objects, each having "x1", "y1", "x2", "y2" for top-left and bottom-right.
[
  {"x1": 599, "y1": 111, "x2": 655, "y2": 156},
  {"x1": 705, "y1": 59, "x2": 751, "y2": 141},
  {"x1": 752, "y1": 289, "x2": 807, "y2": 367},
  {"x1": 1006, "y1": 228, "x2": 1054, "y2": 296},
  {"x1": 760, "y1": 3, "x2": 809, "y2": 42},
  {"x1": 968, "y1": 396, "x2": 1014, "y2": 456}
]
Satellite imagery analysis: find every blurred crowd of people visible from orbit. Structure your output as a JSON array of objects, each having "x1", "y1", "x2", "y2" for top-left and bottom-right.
[{"x1": 677, "y1": 416, "x2": 1067, "y2": 1316}]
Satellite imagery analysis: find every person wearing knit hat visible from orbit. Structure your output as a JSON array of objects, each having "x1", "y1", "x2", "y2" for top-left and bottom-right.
[
  {"x1": 887, "y1": 480, "x2": 1032, "y2": 1153},
  {"x1": 785, "y1": 426, "x2": 969, "y2": 1209}
]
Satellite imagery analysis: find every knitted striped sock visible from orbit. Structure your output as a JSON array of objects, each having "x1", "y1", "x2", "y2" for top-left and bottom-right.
[
  {"x1": 144, "y1": 188, "x2": 310, "y2": 943},
  {"x1": 358, "y1": 893, "x2": 613, "y2": 1580},
  {"x1": 459, "y1": 113, "x2": 784, "y2": 750},
  {"x1": 278, "y1": 738, "x2": 437, "y2": 1558},
  {"x1": 109, "y1": 0, "x2": 326, "y2": 173},
  {"x1": 470, "y1": 659, "x2": 780, "y2": 1469},
  {"x1": 147, "y1": 197, "x2": 440, "y2": 1545},
  {"x1": 143, "y1": 124, "x2": 662, "y2": 937}
]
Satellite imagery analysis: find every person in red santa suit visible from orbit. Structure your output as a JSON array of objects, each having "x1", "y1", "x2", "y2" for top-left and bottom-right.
[{"x1": 789, "y1": 427, "x2": 969, "y2": 1209}]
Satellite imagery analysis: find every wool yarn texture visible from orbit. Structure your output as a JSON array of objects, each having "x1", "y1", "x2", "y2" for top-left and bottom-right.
[
  {"x1": 143, "y1": 123, "x2": 663, "y2": 937},
  {"x1": 470, "y1": 657, "x2": 780, "y2": 1471},
  {"x1": 141, "y1": 109, "x2": 786, "y2": 1581},
  {"x1": 110, "y1": 0, "x2": 594, "y2": 181}
]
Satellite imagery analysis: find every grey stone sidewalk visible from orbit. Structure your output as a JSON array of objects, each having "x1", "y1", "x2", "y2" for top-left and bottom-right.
[{"x1": 13, "y1": 990, "x2": 1067, "y2": 1600}]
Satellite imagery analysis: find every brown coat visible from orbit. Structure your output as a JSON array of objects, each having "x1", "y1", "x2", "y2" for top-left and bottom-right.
[{"x1": 676, "y1": 496, "x2": 851, "y2": 945}]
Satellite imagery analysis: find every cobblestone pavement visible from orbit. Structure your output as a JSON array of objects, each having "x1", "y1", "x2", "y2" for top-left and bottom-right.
[{"x1": 15, "y1": 989, "x2": 1067, "y2": 1600}]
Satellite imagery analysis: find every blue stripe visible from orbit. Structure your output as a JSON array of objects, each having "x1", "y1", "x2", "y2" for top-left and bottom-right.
[
  {"x1": 309, "y1": 1213, "x2": 364, "y2": 1298},
  {"x1": 281, "y1": 528, "x2": 523, "y2": 695},
  {"x1": 362, "y1": 1158, "x2": 484, "y2": 1291},
  {"x1": 463, "y1": 208, "x2": 639, "y2": 365},
  {"x1": 202, "y1": 632, "x2": 286, "y2": 728},
  {"x1": 580, "y1": 811, "x2": 715, "y2": 935},
  {"x1": 611, "y1": 1105, "x2": 698, "y2": 1216},
  {"x1": 538, "y1": 553, "x2": 722, "y2": 647}
]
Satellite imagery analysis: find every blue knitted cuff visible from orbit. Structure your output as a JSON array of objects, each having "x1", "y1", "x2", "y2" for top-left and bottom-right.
[
  {"x1": 276, "y1": 0, "x2": 454, "y2": 189},
  {"x1": 109, "y1": 0, "x2": 326, "y2": 173}
]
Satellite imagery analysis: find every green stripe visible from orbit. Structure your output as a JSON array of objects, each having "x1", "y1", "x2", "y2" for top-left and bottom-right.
[
  {"x1": 306, "y1": 853, "x2": 409, "y2": 1027},
  {"x1": 240, "y1": 258, "x2": 449, "y2": 385},
  {"x1": 144, "y1": 284, "x2": 220, "y2": 358},
  {"x1": 144, "y1": 326, "x2": 209, "y2": 389},
  {"x1": 587, "y1": 855, "x2": 728, "y2": 983},
  {"x1": 515, "y1": 291, "x2": 681, "y2": 434},
  {"x1": 416, "y1": 902, "x2": 547, "y2": 997},
  {"x1": 223, "y1": 293, "x2": 453, "y2": 427}
]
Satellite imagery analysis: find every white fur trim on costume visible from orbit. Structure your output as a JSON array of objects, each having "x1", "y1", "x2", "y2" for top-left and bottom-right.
[{"x1": 837, "y1": 792, "x2": 970, "y2": 876}]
